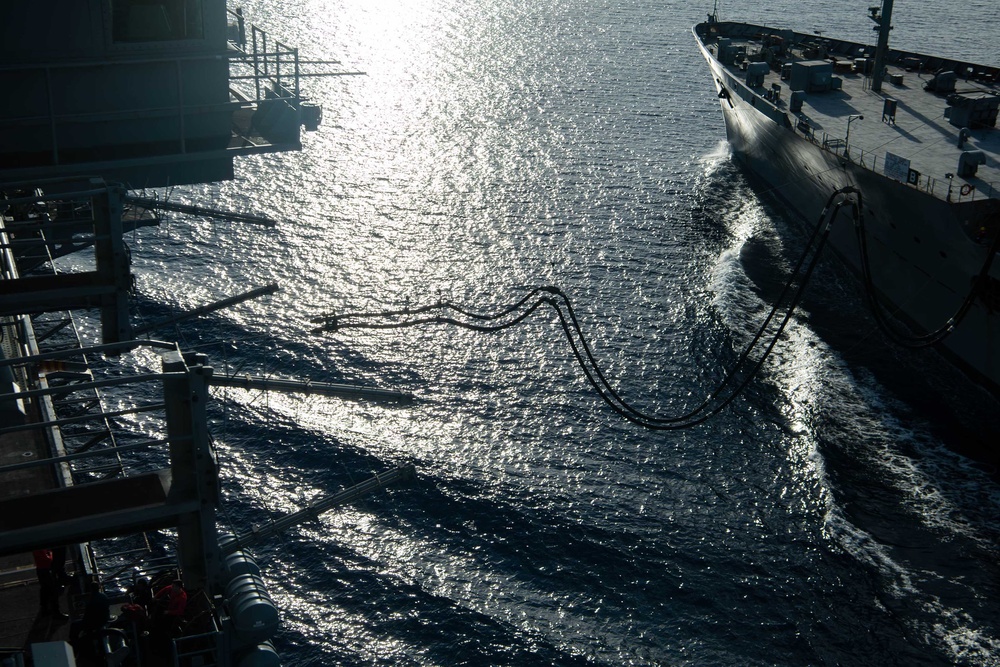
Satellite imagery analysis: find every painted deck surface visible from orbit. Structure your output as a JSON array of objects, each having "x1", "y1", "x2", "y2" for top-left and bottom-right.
[
  {"x1": 0, "y1": 423, "x2": 74, "y2": 655},
  {"x1": 707, "y1": 29, "x2": 1000, "y2": 202}
]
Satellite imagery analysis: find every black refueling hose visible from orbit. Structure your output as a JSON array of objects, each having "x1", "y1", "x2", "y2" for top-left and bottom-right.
[
  {"x1": 312, "y1": 186, "x2": 993, "y2": 428},
  {"x1": 854, "y1": 190, "x2": 1000, "y2": 348}
]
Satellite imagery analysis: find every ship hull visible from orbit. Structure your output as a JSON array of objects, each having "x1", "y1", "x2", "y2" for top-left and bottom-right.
[{"x1": 694, "y1": 24, "x2": 1000, "y2": 396}]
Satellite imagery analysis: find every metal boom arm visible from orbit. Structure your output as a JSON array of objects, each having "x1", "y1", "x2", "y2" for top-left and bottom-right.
[{"x1": 224, "y1": 464, "x2": 417, "y2": 554}]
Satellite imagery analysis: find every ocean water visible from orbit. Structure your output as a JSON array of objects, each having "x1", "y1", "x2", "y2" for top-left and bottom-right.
[{"x1": 97, "y1": 1, "x2": 1000, "y2": 665}]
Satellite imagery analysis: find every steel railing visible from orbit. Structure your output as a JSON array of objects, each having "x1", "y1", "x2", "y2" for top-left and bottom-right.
[{"x1": 807, "y1": 126, "x2": 998, "y2": 203}]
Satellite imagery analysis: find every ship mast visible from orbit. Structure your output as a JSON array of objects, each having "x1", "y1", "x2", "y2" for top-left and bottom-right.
[{"x1": 869, "y1": 0, "x2": 894, "y2": 92}]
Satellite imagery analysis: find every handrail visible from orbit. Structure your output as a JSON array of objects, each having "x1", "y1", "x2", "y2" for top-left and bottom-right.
[
  {"x1": 227, "y1": 9, "x2": 302, "y2": 108},
  {"x1": 0, "y1": 437, "x2": 180, "y2": 475},
  {"x1": 806, "y1": 127, "x2": 998, "y2": 203}
]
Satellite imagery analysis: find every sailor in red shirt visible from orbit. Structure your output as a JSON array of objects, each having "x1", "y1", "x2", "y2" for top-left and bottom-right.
[
  {"x1": 33, "y1": 549, "x2": 67, "y2": 619},
  {"x1": 153, "y1": 579, "x2": 187, "y2": 635}
]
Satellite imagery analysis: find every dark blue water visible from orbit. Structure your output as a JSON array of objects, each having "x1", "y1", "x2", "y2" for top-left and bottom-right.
[{"x1": 88, "y1": 1, "x2": 1000, "y2": 664}]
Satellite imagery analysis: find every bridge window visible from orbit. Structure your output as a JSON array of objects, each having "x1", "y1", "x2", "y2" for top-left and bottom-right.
[{"x1": 111, "y1": 0, "x2": 204, "y2": 42}]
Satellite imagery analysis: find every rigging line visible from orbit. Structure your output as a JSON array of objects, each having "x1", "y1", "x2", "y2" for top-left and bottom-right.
[
  {"x1": 551, "y1": 196, "x2": 843, "y2": 424},
  {"x1": 318, "y1": 189, "x2": 852, "y2": 429},
  {"x1": 547, "y1": 196, "x2": 839, "y2": 429},
  {"x1": 784, "y1": 185, "x2": 956, "y2": 358},
  {"x1": 847, "y1": 266, "x2": 940, "y2": 350},
  {"x1": 564, "y1": 209, "x2": 832, "y2": 431},
  {"x1": 310, "y1": 287, "x2": 551, "y2": 332},
  {"x1": 320, "y1": 184, "x2": 846, "y2": 349},
  {"x1": 334, "y1": 208, "x2": 831, "y2": 431},
  {"x1": 854, "y1": 191, "x2": 1000, "y2": 347},
  {"x1": 513, "y1": 189, "x2": 852, "y2": 426},
  {"x1": 833, "y1": 270, "x2": 939, "y2": 360},
  {"x1": 317, "y1": 295, "x2": 555, "y2": 336}
]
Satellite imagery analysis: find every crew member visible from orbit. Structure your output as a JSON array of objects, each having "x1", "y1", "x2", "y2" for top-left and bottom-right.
[
  {"x1": 33, "y1": 549, "x2": 67, "y2": 619},
  {"x1": 153, "y1": 579, "x2": 188, "y2": 636}
]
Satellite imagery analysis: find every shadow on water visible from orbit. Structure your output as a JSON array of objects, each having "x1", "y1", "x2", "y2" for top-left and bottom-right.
[
  {"x1": 129, "y1": 294, "x2": 427, "y2": 388},
  {"x1": 215, "y1": 414, "x2": 640, "y2": 665},
  {"x1": 274, "y1": 532, "x2": 597, "y2": 667}
]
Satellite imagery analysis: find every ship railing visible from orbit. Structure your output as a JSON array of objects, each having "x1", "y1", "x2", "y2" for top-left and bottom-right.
[
  {"x1": 0, "y1": 424, "x2": 181, "y2": 478},
  {"x1": 227, "y1": 8, "x2": 302, "y2": 106},
  {"x1": 0, "y1": 347, "x2": 184, "y2": 492},
  {"x1": 813, "y1": 130, "x2": 997, "y2": 203},
  {"x1": 173, "y1": 629, "x2": 225, "y2": 667},
  {"x1": 1, "y1": 189, "x2": 177, "y2": 652},
  {"x1": 0, "y1": 351, "x2": 183, "y2": 474},
  {"x1": 0, "y1": 184, "x2": 164, "y2": 484},
  {"x1": 171, "y1": 590, "x2": 226, "y2": 667},
  {"x1": 95, "y1": 554, "x2": 179, "y2": 600}
]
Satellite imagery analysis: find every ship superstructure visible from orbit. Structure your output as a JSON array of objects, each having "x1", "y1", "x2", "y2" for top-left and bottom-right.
[
  {"x1": 0, "y1": 3, "x2": 404, "y2": 666},
  {"x1": 693, "y1": 1, "x2": 1000, "y2": 394},
  {"x1": 0, "y1": 0, "x2": 320, "y2": 188}
]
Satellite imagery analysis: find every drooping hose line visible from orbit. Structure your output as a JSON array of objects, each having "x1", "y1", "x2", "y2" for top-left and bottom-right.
[
  {"x1": 311, "y1": 188, "x2": 853, "y2": 429},
  {"x1": 541, "y1": 204, "x2": 841, "y2": 429},
  {"x1": 854, "y1": 190, "x2": 1000, "y2": 348}
]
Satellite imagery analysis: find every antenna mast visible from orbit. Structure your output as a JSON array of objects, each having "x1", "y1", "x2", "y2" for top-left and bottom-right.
[{"x1": 869, "y1": 0, "x2": 894, "y2": 93}]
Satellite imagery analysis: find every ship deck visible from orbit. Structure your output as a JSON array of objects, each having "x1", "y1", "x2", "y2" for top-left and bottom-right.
[
  {"x1": 0, "y1": 366, "x2": 76, "y2": 656},
  {"x1": 699, "y1": 22, "x2": 1000, "y2": 203}
]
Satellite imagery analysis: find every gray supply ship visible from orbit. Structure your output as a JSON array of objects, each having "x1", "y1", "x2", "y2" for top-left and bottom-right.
[
  {"x1": 0, "y1": 2, "x2": 411, "y2": 665},
  {"x1": 694, "y1": 1, "x2": 1000, "y2": 395}
]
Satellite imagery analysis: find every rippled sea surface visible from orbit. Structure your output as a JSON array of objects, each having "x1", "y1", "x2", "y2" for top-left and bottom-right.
[{"x1": 101, "y1": 1, "x2": 1000, "y2": 664}]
